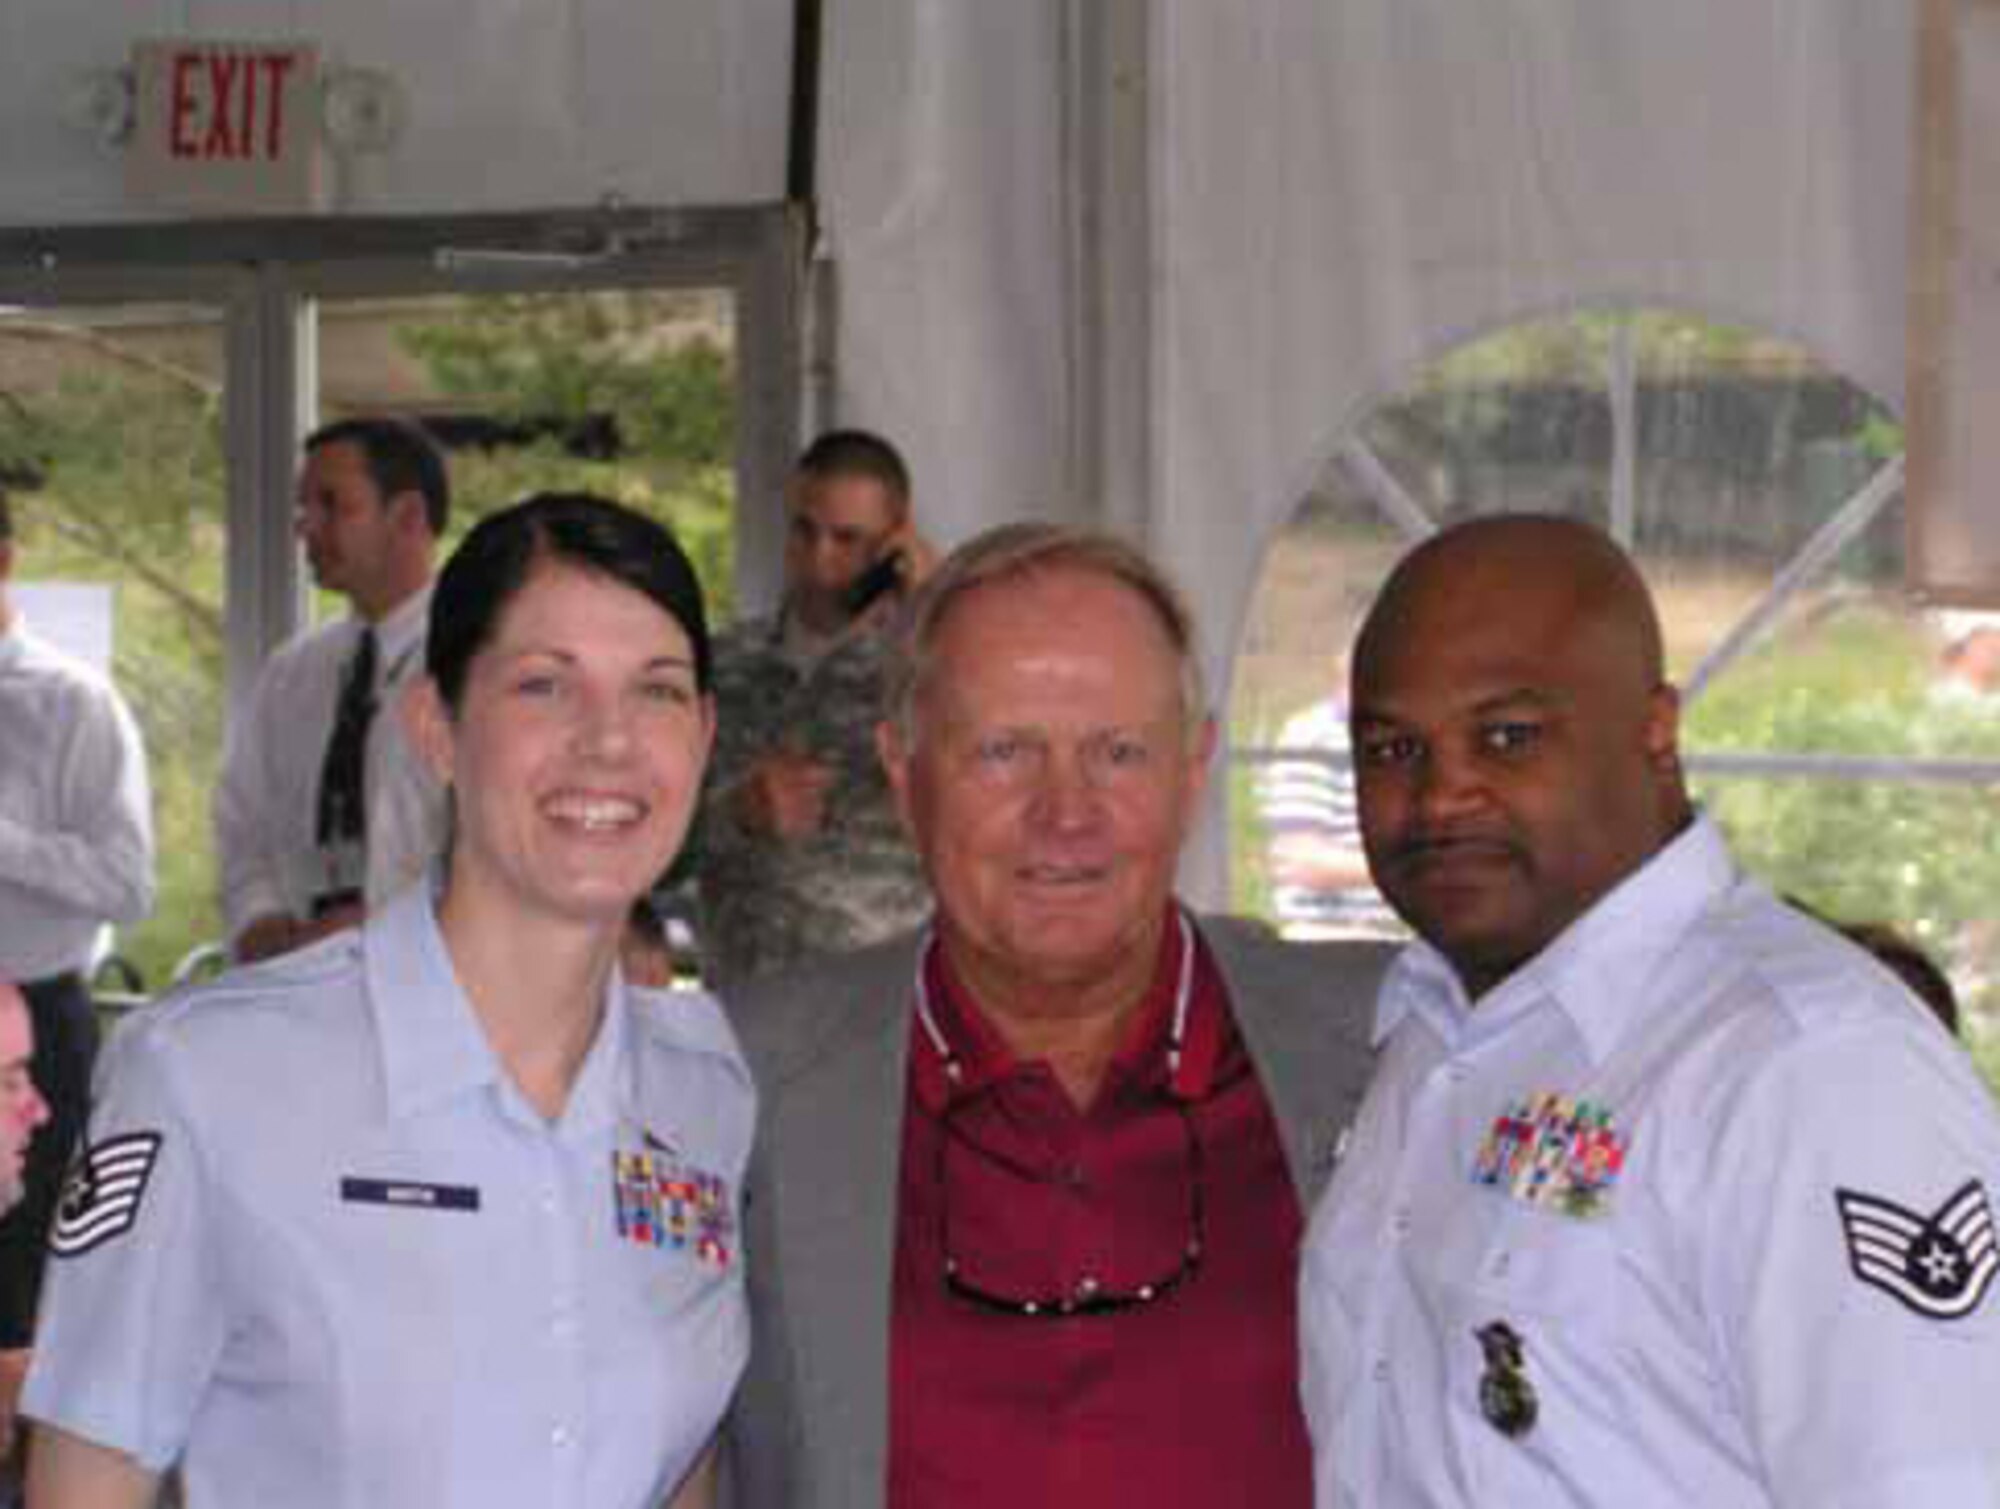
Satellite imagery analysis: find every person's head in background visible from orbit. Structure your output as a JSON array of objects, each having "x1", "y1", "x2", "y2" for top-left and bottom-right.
[
  {"x1": 1781, "y1": 894, "x2": 1963, "y2": 1039},
  {"x1": 1841, "y1": 921, "x2": 1961, "y2": 1037},
  {"x1": 783, "y1": 429, "x2": 913, "y2": 635},
  {"x1": 0, "y1": 983, "x2": 49, "y2": 1217},
  {"x1": 296, "y1": 416, "x2": 450, "y2": 623}
]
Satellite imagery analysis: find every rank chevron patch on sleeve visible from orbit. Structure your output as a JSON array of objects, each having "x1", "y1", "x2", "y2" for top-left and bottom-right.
[
  {"x1": 1834, "y1": 1179, "x2": 2000, "y2": 1321},
  {"x1": 50, "y1": 1132, "x2": 164, "y2": 1258}
]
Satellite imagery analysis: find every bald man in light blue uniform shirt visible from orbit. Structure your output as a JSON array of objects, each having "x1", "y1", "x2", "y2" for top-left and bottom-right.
[
  {"x1": 21, "y1": 885, "x2": 752, "y2": 1508},
  {"x1": 1303, "y1": 516, "x2": 2000, "y2": 1507}
]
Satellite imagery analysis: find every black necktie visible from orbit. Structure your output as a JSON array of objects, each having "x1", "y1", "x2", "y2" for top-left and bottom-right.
[{"x1": 315, "y1": 627, "x2": 378, "y2": 866}]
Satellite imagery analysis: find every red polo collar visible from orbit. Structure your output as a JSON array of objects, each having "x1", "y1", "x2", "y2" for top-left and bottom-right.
[{"x1": 909, "y1": 908, "x2": 1228, "y2": 1113}]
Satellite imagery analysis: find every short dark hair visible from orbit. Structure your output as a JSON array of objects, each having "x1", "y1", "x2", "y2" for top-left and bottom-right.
[
  {"x1": 427, "y1": 493, "x2": 711, "y2": 712},
  {"x1": 306, "y1": 416, "x2": 450, "y2": 534},
  {"x1": 1789, "y1": 896, "x2": 1963, "y2": 1038},
  {"x1": 1840, "y1": 921, "x2": 1962, "y2": 1037},
  {"x1": 796, "y1": 429, "x2": 911, "y2": 510}
]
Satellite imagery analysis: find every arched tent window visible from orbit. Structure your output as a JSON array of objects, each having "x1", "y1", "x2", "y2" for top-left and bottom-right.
[{"x1": 1230, "y1": 309, "x2": 2000, "y2": 1063}]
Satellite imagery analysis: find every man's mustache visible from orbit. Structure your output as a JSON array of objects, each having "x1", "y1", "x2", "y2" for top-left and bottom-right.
[{"x1": 1380, "y1": 828, "x2": 1525, "y2": 870}]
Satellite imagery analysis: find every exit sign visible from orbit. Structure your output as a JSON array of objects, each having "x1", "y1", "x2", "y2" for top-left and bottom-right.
[{"x1": 126, "y1": 41, "x2": 323, "y2": 213}]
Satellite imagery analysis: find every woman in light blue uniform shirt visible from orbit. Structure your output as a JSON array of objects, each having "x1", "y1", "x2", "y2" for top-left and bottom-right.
[{"x1": 24, "y1": 493, "x2": 750, "y2": 1509}]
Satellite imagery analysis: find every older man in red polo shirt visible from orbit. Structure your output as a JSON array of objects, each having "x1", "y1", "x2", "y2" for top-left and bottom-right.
[{"x1": 724, "y1": 522, "x2": 1389, "y2": 1509}]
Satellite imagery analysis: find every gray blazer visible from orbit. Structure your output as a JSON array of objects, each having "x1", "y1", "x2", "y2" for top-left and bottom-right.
[{"x1": 721, "y1": 916, "x2": 1390, "y2": 1509}]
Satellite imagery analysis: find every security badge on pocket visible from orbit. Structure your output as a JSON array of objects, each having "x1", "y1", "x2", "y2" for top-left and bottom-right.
[
  {"x1": 611, "y1": 1137, "x2": 734, "y2": 1271},
  {"x1": 1474, "y1": 1320, "x2": 1538, "y2": 1439},
  {"x1": 1472, "y1": 1091, "x2": 1628, "y2": 1219}
]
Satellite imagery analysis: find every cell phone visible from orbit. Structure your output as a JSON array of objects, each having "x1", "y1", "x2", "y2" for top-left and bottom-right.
[{"x1": 843, "y1": 550, "x2": 906, "y2": 618}]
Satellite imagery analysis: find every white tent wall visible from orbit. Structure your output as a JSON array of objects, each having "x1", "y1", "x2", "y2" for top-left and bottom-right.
[
  {"x1": 0, "y1": 0, "x2": 1929, "y2": 912},
  {"x1": 816, "y1": 0, "x2": 1080, "y2": 548},
  {"x1": 1151, "y1": 0, "x2": 1912, "y2": 904},
  {"x1": 0, "y1": 0, "x2": 792, "y2": 221},
  {"x1": 813, "y1": 1, "x2": 1915, "y2": 906}
]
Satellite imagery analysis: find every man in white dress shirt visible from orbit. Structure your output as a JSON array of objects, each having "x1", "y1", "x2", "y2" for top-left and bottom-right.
[
  {"x1": 213, "y1": 417, "x2": 449, "y2": 962},
  {"x1": 0, "y1": 495, "x2": 151, "y2": 1452},
  {"x1": 1301, "y1": 513, "x2": 2000, "y2": 1507}
]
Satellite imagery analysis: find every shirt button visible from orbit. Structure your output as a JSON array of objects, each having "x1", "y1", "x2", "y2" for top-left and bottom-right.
[
  {"x1": 1372, "y1": 1358, "x2": 1390, "y2": 1384},
  {"x1": 1392, "y1": 1207, "x2": 1413, "y2": 1239},
  {"x1": 551, "y1": 1424, "x2": 572, "y2": 1450}
]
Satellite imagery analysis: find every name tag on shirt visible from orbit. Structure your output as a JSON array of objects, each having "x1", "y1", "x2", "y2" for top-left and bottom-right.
[{"x1": 340, "y1": 1176, "x2": 481, "y2": 1213}]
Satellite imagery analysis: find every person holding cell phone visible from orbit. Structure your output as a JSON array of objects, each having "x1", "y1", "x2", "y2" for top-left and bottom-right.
[{"x1": 691, "y1": 429, "x2": 936, "y2": 990}]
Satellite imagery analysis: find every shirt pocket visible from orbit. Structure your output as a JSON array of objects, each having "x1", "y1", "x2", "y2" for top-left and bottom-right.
[
  {"x1": 597, "y1": 1140, "x2": 746, "y2": 1335},
  {"x1": 592, "y1": 1155, "x2": 749, "y2": 1478},
  {"x1": 1431, "y1": 1202, "x2": 1631, "y2": 1501},
  {"x1": 1449, "y1": 1202, "x2": 1624, "y2": 1326}
]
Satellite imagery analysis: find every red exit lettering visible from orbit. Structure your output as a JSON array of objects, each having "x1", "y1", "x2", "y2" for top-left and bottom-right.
[{"x1": 167, "y1": 50, "x2": 299, "y2": 161}]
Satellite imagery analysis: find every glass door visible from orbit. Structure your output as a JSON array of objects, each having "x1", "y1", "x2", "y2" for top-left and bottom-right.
[
  {"x1": 0, "y1": 205, "x2": 801, "y2": 995},
  {"x1": 0, "y1": 298, "x2": 233, "y2": 990}
]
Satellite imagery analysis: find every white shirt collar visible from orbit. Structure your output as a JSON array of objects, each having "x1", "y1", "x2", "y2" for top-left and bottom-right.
[
  {"x1": 362, "y1": 883, "x2": 632, "y2": 1139},
  {"x1": 368, "y1": 583, "x2": 433, "y2": 687},
  {"x1": 1374, "y1": 813, "x2": 1738, "y2": 1064}
]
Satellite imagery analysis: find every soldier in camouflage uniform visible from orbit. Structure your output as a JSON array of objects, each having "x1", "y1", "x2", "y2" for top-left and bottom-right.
[{"x1": 695, "y1": 431, "x2": 933, "y2": 987}]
